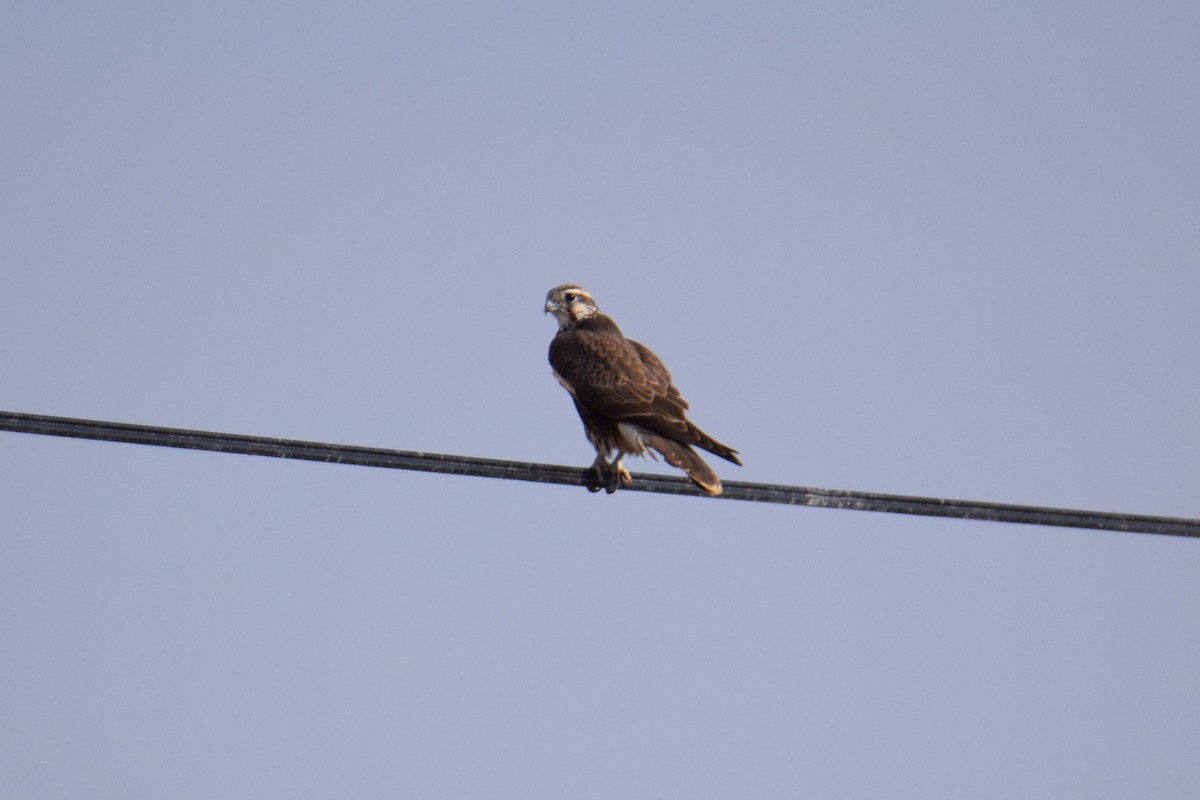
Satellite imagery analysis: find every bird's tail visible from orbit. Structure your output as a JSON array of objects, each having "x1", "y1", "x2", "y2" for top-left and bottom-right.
[
  {"x1": 688, "y1": 425, "x2": 742, "y2": 467},
  {"x1": 643, "y1": 433, "x2": 724, "y2": 495}
]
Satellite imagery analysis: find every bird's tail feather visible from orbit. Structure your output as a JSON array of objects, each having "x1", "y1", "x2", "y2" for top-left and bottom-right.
[
  {"x1": 688, "y1": 425, "x2": 742, "y2": 466},
  {"x1": 643, "y1": 433, "x2": 723, "y2": 495}
]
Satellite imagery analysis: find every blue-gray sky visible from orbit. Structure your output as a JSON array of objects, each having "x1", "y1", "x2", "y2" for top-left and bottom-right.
[{"x1": 3, "y1": 2, "x2": 1198, "y2": 797}]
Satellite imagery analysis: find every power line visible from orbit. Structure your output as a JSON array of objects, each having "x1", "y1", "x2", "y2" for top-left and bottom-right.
[{"x1": 2, "y1": 409, "x2": 1196, "y2": 539}]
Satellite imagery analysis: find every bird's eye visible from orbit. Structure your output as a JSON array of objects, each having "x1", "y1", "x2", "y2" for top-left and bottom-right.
[{"x1": 564, "y1": 293, "x2": 576, "y2": 302}]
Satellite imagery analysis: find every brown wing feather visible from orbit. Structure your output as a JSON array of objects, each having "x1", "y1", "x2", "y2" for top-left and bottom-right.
[{"x1": 630, "y1": 340, "x2": 688, "y2": 410}]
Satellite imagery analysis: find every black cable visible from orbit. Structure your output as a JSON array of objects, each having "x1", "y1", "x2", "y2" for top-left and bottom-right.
[{"x1": 2, "y1": 410, "x2": 1196, "y2": 539}]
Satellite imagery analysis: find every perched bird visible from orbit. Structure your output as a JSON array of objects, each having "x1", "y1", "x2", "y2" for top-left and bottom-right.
[{"x1": 544, "y1": 283, "x2": 741, "y2": 495}]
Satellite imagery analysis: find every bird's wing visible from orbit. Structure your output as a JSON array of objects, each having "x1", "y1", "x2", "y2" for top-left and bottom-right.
[
  {"x1": 551, "y1": 326, "x2": 692, "y2": 439},
  {"x1": 630, "y1": 339, "x2": 688, "y2": 410}
]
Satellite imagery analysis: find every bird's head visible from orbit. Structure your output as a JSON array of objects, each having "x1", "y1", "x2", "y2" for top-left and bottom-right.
[{"x1": 545, "y1": 284, "x2": 599, "y2": 329}]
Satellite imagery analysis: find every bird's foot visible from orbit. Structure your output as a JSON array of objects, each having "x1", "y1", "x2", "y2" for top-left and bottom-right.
[
  {"x1": 586, "y1": 458, "x2": 614, "y2": 493},
  {"x1": 585, "y1": 455, "x2": 632, "y2": 494},
  {"x1": 586, "y1": 458, "x2": 624, "y2": 494},
  {"x1": 600, "y1": 463, "x2": 620, "y2": 494}
]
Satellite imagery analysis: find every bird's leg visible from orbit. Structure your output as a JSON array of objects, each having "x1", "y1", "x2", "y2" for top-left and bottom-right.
[
  {"x1": 600, "y1": 455, "x2": 621, "y2": 494},
  {"x1": 587, "y1": 453, "x2": 611, "y2": 493},
  {"x1": 611, "y1": 455, "x2": 632, "y2": 487}
]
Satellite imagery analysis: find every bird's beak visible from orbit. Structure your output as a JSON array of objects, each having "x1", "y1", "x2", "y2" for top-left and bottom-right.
[{"x1": 544, "y1": 300, "x2": 559, "y2": 314}]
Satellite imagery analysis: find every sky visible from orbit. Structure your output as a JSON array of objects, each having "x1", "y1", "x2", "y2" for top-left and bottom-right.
[{"x1": 2, "y1": 1, "x2": 1198, "y2": 797}]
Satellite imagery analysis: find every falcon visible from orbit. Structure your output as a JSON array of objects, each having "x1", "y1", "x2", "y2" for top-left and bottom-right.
[{"x1": 544, "y1": 283, "x2": 741, "y2": 495}]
